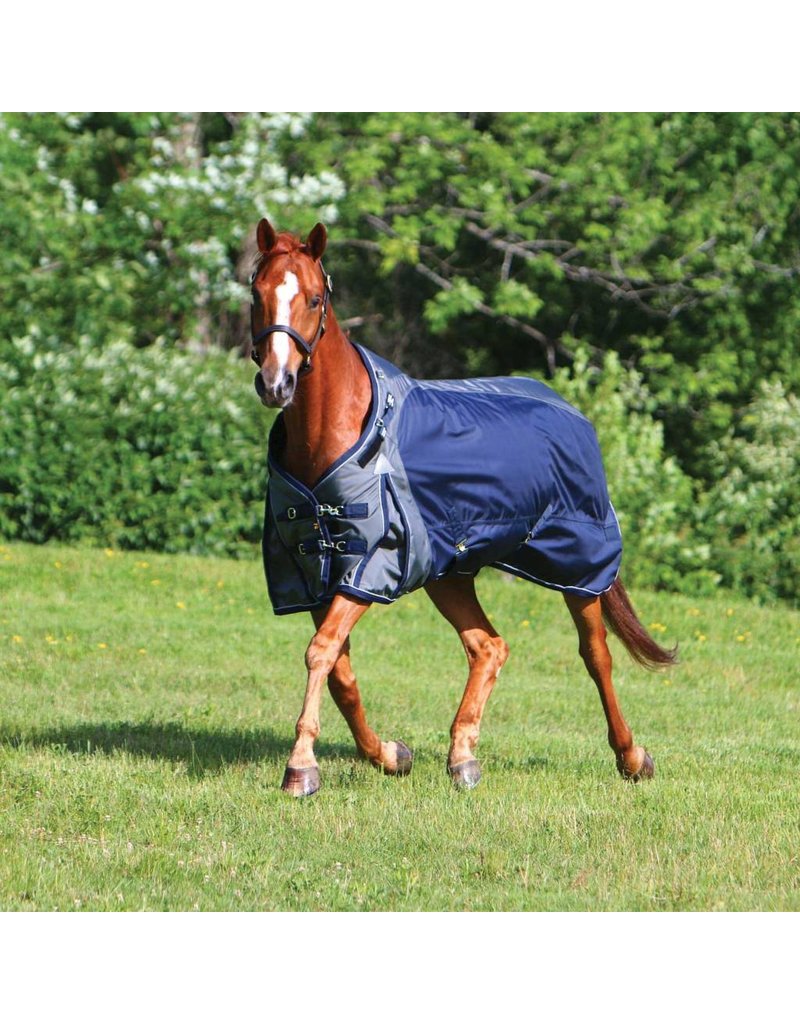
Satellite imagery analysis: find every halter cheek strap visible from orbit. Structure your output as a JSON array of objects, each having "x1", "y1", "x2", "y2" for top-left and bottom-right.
[{"x1": 251, "y1": 266, "x2": 333, "y2": 376}]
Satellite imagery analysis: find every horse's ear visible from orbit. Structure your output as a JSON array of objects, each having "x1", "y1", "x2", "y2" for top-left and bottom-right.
[
  {"x1": 306, "y1": 222, "x2": 327, "y2": 262},
  {"x1": 257, "y1": 218, "x2": 277, "y2": 255}
]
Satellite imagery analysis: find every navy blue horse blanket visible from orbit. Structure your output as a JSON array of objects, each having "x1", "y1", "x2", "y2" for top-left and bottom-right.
[{"x1": 263, "y1": 345, "x2": 622, "y2": 614}]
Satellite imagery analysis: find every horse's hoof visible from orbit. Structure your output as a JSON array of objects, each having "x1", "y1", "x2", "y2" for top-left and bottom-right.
[
  {"x1": 391, "y1": 740, "x2": 413, "y2": 776},
  {"x1": 636, "y1": 750, "x2": 655, "y2": 780},
  {"x1": 618, "y1": 748, "x2": 655, "y2": 783},
  {"x1": 281, "y1": 765, "x2": 320, "y2": 797},
  {"x1": 376, "y1": 740, "x2": 413, "y2": 776},
  {"x1": 448, "y1": 759, "x2": 482, "y2": 790}
]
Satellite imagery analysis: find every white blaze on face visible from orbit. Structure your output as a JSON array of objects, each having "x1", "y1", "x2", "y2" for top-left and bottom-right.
[{"x1": 272, "y1": 271, "x2": 300, "y2": 370}]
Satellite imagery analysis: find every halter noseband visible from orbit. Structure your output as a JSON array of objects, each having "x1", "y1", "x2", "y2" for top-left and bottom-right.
[{"x1": 250, "y1": 263, "x2": 333, "y2": 377}]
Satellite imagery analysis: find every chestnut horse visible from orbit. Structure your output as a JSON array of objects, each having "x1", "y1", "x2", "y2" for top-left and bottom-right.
[{"x1": 250, "y1": 220, "x2": 675, "y2": 797}]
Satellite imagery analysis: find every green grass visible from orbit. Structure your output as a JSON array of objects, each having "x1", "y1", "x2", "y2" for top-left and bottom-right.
[{"x1": 1, "y1": 540, "x2": 798, "y2": 911}]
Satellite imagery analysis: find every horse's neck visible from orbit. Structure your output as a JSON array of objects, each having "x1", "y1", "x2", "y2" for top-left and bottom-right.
[{"x1": 281, "y1": 320, "x2": 372, "y2": 487}]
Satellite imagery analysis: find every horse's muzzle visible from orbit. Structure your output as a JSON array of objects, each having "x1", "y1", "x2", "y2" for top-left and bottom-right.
[{"x1": 254, "y1": 370, "x2": 296, "y2": 408}]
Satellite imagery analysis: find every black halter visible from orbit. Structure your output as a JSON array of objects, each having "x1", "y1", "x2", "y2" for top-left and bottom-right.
[{"x1": 250, "y1": 263, "x2": 333, "y2": 377}]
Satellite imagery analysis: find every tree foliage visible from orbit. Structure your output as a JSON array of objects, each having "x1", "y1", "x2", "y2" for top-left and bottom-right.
[{"x1": 282, "y1": 113, "x2": 800, "y2": 476}]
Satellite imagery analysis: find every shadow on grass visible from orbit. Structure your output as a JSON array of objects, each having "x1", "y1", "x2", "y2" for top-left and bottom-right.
[{"x1": 0, "y1": 720, "x2": 357, "y2": 776}]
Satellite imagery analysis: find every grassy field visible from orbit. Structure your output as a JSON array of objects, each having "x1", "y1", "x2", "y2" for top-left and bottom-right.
[{"x1": 1, "y1": 540, "x2": 798, "y2": 911}]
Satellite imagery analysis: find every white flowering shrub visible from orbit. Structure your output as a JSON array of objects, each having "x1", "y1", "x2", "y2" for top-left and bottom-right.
[
  {"x1": 0, "y1": 113, "x2": 344, "y2": 352},
  {"x1": 0, "y1": 337, "x2": 275, "y2": 556},
  {"x1": 698, "y1": 381, "x2": 800, "y2": 601},
  {"x1": 120, "y1": 113, "x2": 344, "y2": 348}
]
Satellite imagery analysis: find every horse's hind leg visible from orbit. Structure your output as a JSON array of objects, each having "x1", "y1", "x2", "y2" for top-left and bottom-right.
[
  {"x1": 425, "y1": 576, "x2": 509, "y2": 790},
  {"x1": 563, "y1": 593, "x2": 654, "y2": 781},
  {"x1": 311, "y1": 609, "x2": 412, "y2": 778}
]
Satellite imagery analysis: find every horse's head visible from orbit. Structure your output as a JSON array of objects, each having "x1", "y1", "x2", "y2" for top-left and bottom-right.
[{"x1": 250, "y1": 219, "x2": 331, "y2": 408}]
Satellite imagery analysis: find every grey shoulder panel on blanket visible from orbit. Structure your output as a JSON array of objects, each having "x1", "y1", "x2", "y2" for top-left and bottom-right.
[{"x1": 263, "y1": 345, "x2": 622, "y2": 614}]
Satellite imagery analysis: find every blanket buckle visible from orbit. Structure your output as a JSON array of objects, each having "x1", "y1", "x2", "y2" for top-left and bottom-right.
[{"x1": 316, "y1": 503, "x2": 344, "y2": 517}]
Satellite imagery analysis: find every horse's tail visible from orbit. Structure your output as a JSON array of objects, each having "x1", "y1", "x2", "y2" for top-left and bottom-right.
[{"x1": 600, "y1": 578, "x2": 678, "y2": 670}]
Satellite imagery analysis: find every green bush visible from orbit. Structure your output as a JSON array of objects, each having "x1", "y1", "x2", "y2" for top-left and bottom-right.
[
  {"x1": 547, "y1": 348, "x2": 716, "y2": 594},
  {"x1": 0, "y1": 336, "x2": 274, "y2": 556},
  {"x1": 699, "y1": 381, "x2": 800, "y2": 602}
]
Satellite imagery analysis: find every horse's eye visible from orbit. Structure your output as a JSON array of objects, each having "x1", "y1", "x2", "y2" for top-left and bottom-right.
[{"x1": 310, "y1": 295, "x2": 321, "y2": 309}]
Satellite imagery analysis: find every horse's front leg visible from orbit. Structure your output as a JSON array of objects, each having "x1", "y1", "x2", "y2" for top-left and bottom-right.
[
  {"x1": 310, "y1": 608, "x2": 412, "y2": 778},
  {"x1": 425, "y1": 576, "x2": 509, "y2": 790},
  {"x1": 281, "y1": 594, "x2": 371, "y2": 796}
]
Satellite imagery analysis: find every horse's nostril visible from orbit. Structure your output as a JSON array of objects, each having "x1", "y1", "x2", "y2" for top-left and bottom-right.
[
  {"x1": 274, "y1": 375, "x2": 296, "y2": 402},
  {"x1": 254, "y1": 369, "x2": 295, "y2": 406}
]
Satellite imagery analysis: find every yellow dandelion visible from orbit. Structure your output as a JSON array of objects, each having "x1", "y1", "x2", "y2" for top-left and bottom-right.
[
  {"x1": 97, "y1": 642, "x2": 108, "y2": 649},
  {"x1": 726, "y1": 608, "x2": 734, "y2": 617},
  {"x1": 649, "y1": 622, "x2": 667, "y2": 634},
  {"x1": 520, "y1": 619, "x2": 530, "y2": 628},
  {"x1": 687, "y1": 608, "x2": 700, "y2": 617},
  {"x1": 246, "y1": 608, "x2": 255, "y2": 615},
  {"x1": 151, "y1": 579, "x2": 161, "y2": 586},
  {"x1": 12, "y1": 635, "x2": 23, "y2": 644},
  {"x1": 736, "y1": 634, "x2": 746, "y2": 643},
  {"x1": 216, "y1": 580, "x2": 225, "y2": 589},
  {"x1": 54, "y1": 560, "x2": 63, "y2": 569},
  {"x1": 176, "y1": 601, "x2": 186, "y2": 610},
  {"x1": 46, "y1": 635, "x2": 58, "y2": 645},
  {"x1": 136, "y1": 561, "x2": 150, "y2": 569},
  {"x1": 104, "y1": 548, "x2": 115, "y2": 558},
  {"x1": 138, "y1": 648, "x2": 147, "y2": 655},
  {"x1": 695, "y1": 632, "x2": 707, "y2": 642}
]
